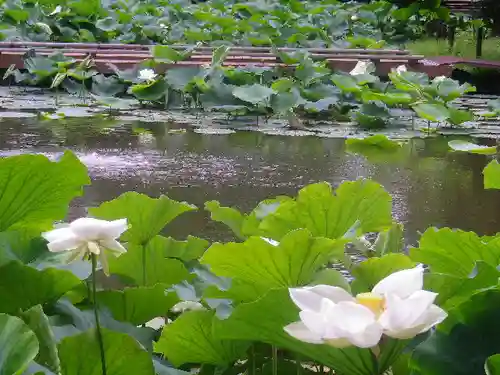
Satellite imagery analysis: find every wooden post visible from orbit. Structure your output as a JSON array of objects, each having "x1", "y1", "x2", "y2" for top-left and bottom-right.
[
  {"x1": 476, "y1": 26, "x2": 484, "y2": 58},
  {"x1": 448, "y1": 25, "x2": 456, "y2": 52}
]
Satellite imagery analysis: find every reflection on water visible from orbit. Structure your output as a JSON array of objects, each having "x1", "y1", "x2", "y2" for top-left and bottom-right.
[{"x1": 1, "y1": 116, "x2": 499, "y2": 245}]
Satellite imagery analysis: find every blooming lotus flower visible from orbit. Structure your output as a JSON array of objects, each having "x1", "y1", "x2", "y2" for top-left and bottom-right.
[
  {"x1": 171, "y1": 301, "x2": 205, "y2": 313},
  {"x1": 42, "y1": 218, "x2": 128, "y2": 275},
  {"x1": 395, "y1": 65, "x2": 407, "y2": 74},
  {"x1": 350, "y1": 61, "x2": 374, "y2": 76},
  {"x1": 285, "y1": 285, "x2": 382, "y2": 348},
  {"x1": 434, "y1": 76, "x2": 446, "y2": 83},
  {"x1": 138, "y1": 69, "x2": 157, "y2": 81},
  {"x1": 285, "y1": 266, "x2": 447, "y2": 348},
  {"x1": 371, "y1": 266, "x2": 447, "y2": 339},
  {"x1": 49, "y1": 5, "x2": 62, "y2": 15},
  {"x1": 351, "y1": 15, "x2": 358, "y2": 21},
  {"x1": 145, "y1": 317, "x2": 166, "y2": 329}
]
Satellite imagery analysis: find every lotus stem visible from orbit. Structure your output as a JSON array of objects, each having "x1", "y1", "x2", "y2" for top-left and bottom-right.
[
  {"x1": 248, "y1": 344, "x2": 256, "y2": 375},
  {"x1": 295, "y1": 354, "x2": 301, "y2": 375},
  {"x1": 272, "y1": 345, "x2": 278, "y2": 375},
  {"x1": 91, "y1": 254, "x2": 107, "y2": 375}
]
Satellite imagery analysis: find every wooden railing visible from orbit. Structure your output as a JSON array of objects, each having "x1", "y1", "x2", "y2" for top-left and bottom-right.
[{"x1": 0, "y1": 42, "x2": 425, "y2": 75}]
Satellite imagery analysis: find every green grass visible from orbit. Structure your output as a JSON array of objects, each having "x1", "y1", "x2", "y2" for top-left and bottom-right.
[{"x1": 407, "y1": 31, "x2": 500, "y2": 61}]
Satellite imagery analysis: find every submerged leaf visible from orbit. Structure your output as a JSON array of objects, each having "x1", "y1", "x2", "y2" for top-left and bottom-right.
[
  {"x1": 346, "y1": 135, "x2": 404, "y2": 163},
  {"x1": 346, "y1": 135, "x2": 401, "y2": 152}
]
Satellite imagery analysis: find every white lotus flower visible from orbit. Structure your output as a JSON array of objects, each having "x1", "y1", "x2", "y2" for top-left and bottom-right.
[
  {"x1": 49, "y1": 5, "x2": 62, "y2": 15},
  {"x1": 350, "y1": 61, "x2": 374, "y2": 76},
  {"x1": 372, "y1": 266, "x2": 447, "y2": 339},
  {"x1": 285, "y1": 266, "x2": 447, "y2": 348},
  {"x1": 42, "y1": 218, "x2": 128, "y2": 275},
  {"x1": 434, "y1": 76, "x2": 446, "y2": 83},
  {"x1": 395, "y1": 65, "x2": 407, "y2": 74},
  {"x1": 145, "y1": 317, "x2": 166, "y2": 329},
  {"x1": 351, "y1": 15, "x2": 358, "y2": 21},
  {"x1": 138, "y1": 69, "x2": 157, "y2": 81},
  {"x1": 285, "y1": 285, "x2": 382, "y2": 348},
  {"x1": 171, "y1": 301, "x2": 205, "y2": 313}
]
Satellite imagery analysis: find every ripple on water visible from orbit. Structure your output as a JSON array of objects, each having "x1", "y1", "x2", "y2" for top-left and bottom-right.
[{"x1": 0, "y1": 149, "x2": 240, "y2": 184}]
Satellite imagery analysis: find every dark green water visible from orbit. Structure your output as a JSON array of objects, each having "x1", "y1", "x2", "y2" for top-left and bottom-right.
[{"x1": 1, "y1": 116, "x2": 499, "y2": 245}]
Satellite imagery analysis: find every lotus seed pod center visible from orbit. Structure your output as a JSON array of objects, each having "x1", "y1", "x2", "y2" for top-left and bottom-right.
[{"x1": 355, "y1": 292, "x2": 384, "y2": 316}]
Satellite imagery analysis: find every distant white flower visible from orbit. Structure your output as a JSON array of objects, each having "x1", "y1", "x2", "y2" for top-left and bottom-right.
[
  {"x1": 350, "y1": 61, "x2": 374, "y2": 76},
  {"x1": 159, "y1": 23, "x2": 168, "y2": 30},
  {"x1": 145, "y1": 317, "x2": 166, "y2": 329},
  {"x1": 395, "y1": 65, "x2": 407, "y2": 75},
  {"x1": 49, "y1": 5, "x2": 62, "y2": 16},
  {"x1": 351, "y1": 15, "x2": 359, "y2": 21},
  {"x1": 138, "y1": 69, "x2": 157, "y2": 81},
  {"x1": 262, "y1": 237, "x2": 279, "y2": 246},
  {"x1": 42, "y1": 218, "x2": 128, "y2": 275},
  {"x1": 284, "y1": 266, "x2": 447, "y2": 348},
  {"x1": 434, "y1": 76, "x2": 447, "y2": 83},
  {"x1": 171, "y1": 301, "x2": 205, "y2": 313}
]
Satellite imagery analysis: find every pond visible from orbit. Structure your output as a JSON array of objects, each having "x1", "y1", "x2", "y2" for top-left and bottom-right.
[{"x1": 1, "y1": 113, "x2": 499, "y2": 246}]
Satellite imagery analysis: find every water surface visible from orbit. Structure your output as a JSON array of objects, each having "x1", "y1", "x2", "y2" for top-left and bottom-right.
[{"x1": 1, "y1": 115, "x2": 499, "y2": 245}]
